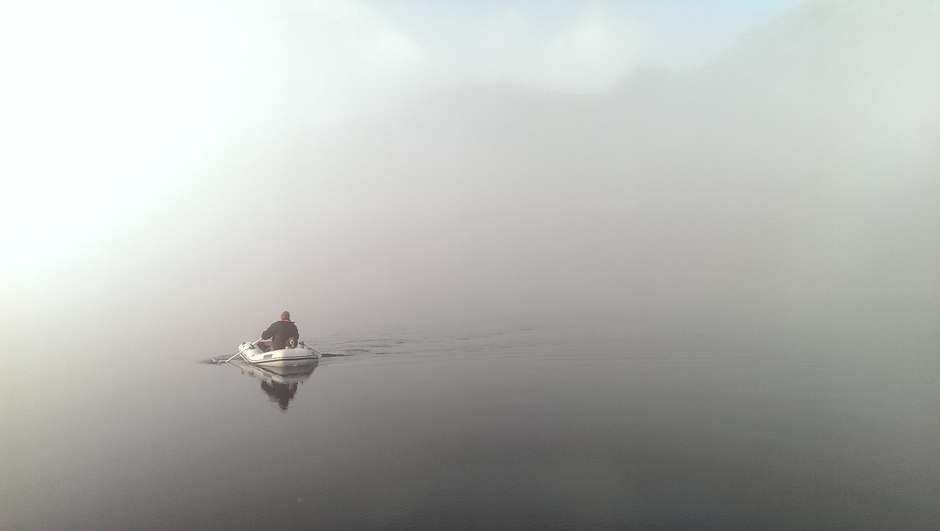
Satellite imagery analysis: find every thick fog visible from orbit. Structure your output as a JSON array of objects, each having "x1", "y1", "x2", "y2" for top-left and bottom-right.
[{"x1": 2, "y1": 0, "x2": 938, "y2": 349}]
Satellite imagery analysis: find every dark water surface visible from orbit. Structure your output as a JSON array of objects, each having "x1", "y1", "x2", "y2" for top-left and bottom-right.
[{"x1": 3, "y1": 308, "x2": 939, "y2": 528}]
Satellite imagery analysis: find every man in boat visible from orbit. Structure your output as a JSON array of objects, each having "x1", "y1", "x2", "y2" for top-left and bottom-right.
[{"x1": 261, "y1": 311, "x2": 300, "y2": 351}]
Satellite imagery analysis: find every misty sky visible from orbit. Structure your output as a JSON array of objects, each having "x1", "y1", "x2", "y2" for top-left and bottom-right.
[
  {"x1": 2, "y1": 0, "x2": 801, "y2": 264},
  {"x1": 3, "y1": 0, "x2": 937, "y2": 340}
]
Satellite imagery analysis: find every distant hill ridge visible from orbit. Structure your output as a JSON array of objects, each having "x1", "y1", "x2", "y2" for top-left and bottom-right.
[{"x1": 267, "y1": 0, "x2": 940, "y2": 314}]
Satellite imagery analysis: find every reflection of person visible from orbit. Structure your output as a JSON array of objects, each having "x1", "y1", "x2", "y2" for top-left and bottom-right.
[
  {"x1": 261, "y1": 380, "x2": 299, "y2": 411},
  {"x1": 261, "y1": 311, "x2": 299, "y2": 351}
]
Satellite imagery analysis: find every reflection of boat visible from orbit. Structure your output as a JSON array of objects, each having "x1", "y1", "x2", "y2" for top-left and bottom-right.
[
  {"x1": 238, "y1": 362, "x2": 318, "y2": 412},
  {"x1": 237, "y1": 339, "x2": 321, "y2": 368}
]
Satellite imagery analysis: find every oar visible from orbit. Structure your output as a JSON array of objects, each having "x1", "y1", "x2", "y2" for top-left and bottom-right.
[{"x1": 220, "y1": 339, "x2": 260, "y2": 363}]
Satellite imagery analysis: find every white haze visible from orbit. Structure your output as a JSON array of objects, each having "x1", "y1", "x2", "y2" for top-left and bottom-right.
[{"x1": 1, "y1": 0, "x2": 938, "y2": 350}]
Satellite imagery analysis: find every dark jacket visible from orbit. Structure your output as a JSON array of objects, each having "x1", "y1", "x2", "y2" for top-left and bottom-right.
[{"x1": 262, "y1": 319, "x2": 299, "y2": 350}]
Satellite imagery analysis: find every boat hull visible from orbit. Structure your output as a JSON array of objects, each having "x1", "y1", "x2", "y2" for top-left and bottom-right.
[{"x1": 237, "y1": 341, "x2": 321, "y2": 368}]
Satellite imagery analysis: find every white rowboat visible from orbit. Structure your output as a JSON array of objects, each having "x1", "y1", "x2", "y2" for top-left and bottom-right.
[{"x1": 237, "y1": 339, "x2": 321, "y2": 368}]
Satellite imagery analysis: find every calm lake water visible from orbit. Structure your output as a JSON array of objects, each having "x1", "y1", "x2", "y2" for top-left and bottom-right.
[{"x1": 3, "y1": 305, "x2": 939, "y2": 529}]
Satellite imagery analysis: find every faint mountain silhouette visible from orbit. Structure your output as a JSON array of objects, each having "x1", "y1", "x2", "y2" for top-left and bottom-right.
[
  {"x1": 307, "y1": 1, "x2": 938, "y2": 314},
  {"x1": 101, "y1": 1, "x2": 940, "y2": 332}
]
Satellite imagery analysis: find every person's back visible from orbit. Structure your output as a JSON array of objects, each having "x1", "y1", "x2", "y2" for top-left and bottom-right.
[{"x1": 262, "y1": 311, "x2": 299, "y2": 350}]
